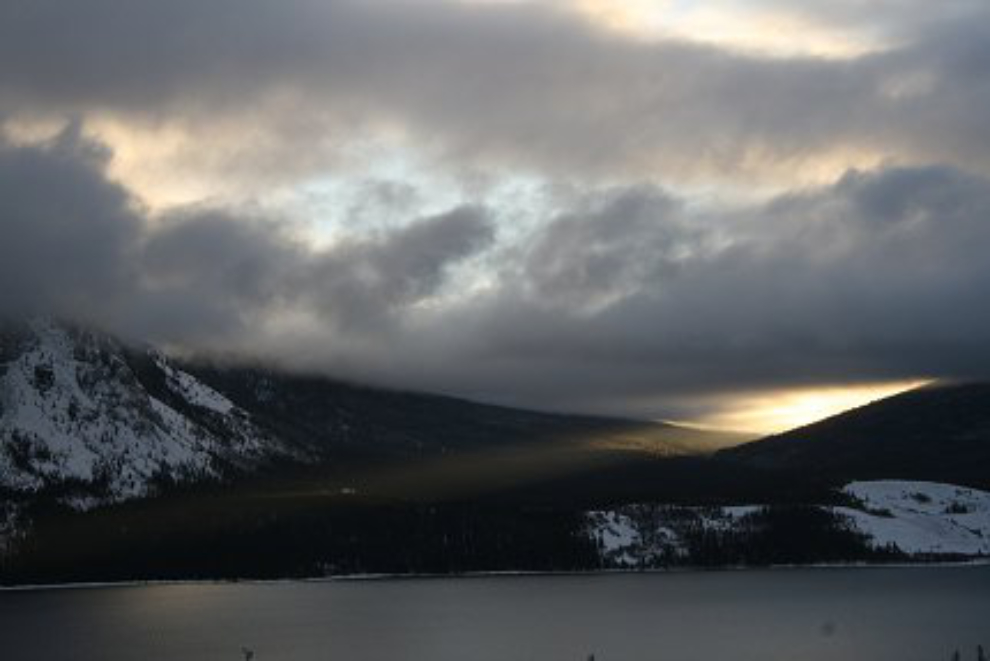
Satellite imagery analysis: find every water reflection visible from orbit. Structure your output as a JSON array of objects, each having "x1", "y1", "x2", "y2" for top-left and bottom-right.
[{"x1": 0, "y1": 567, "x2": 987, "y2": 661}]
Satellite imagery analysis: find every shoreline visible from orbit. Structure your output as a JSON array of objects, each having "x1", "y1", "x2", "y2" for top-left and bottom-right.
[{"x1": 3, "y1": 558, "x2": 989, "y2": 593}]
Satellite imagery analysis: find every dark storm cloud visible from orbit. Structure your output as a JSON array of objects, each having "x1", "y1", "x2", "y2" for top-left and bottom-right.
[
  {"x1": 324, "y1": 165, "x2": 990, "y2": 415},
  {"x1": 519, "y1": 187, "x2": 699, "y2": 311},
  {"x1": 0, "y1": 0, "x2": 988, "y2": 179},
  {"x1": 133, "y1": 210, "x2": 307, "y2": 339},
  {"x1": 0, "y1": 123, "x2": 139, "y2": 319},
  {"x1": 134, "y1": 206, "x2": 494, "y2": 344},
  {"x1": 299, "y1": 207, "x2": 494, "y2": 331}
]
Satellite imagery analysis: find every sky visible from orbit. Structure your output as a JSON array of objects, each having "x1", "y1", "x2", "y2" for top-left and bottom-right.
[{"x1": 0, "y1": 0, "x2": 988, "y2": 432}]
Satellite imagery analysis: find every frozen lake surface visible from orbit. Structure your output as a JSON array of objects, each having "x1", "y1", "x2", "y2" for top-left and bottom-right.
[{"x1": 1, "y1": 566, "x2": 988, "y2": 660}]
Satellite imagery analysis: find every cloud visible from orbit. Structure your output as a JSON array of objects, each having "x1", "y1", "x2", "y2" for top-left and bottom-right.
[
  {"x1": 518, "y1": 187, "x2": 697, "y2": 313},
  {"x1": 746, "y1": 0, "x2": 988, "y2": 41},
  {"x1": 0, "y1": 132, "x2": 494, "y2": 351},
  {"x1": 1, "y1": 0, "x2": 988, "y2": 195},
  {"x1": 0, "y1": 123, "x2": 140, "y2": 319},
  {"x1": 297, "y1": 205, "x2": 494, "y2": 332},
  {"x1": 1, "y1": 131, "x2": 989, "y2": 419},
  {"x1": 132, "y1": 205, "x2": 494, "y2": 348},
  {"x1": 304, "y1": 164, "x2": 990, "y2": 416}
]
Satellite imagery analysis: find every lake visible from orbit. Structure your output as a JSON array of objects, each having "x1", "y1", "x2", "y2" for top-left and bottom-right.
[{"x1": 1, "y1": 566, "x2": 987, "y2": 660}]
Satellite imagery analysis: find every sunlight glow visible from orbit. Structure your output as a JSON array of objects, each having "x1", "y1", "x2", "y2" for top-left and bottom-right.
[
  {"x1": 453, "y1": 0, "x2": 889, "y2": 58},
  {"x1": 569, "y1": 0, "x2": 885, "y2": 58},
  {"x1": 693, "y1": 380, "x2": 932, "y2": 435}
]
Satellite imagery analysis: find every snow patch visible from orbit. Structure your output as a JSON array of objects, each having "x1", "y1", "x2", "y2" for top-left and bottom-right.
[
  {"x1": 586, "y1": 481, "x2": 990, "y2": 567},
  {"x1": 153, "y1": 353, "x2": 236, "y2": 415},
  {"x1": 837, "y1": 480, "x2": 990, "y2": 556},
  {"x1": 586, "y1": 505, "x2": 762, "y2": 567}
]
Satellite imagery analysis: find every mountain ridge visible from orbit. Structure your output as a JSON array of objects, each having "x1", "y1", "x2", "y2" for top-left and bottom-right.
[{"x1": 0, "y1": 318, "x2": 737, "y2": 510}]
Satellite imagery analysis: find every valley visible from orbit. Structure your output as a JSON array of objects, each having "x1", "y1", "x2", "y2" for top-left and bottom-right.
[{"x1": 1, "y1": 320, "x2": 988, "y2": 585}]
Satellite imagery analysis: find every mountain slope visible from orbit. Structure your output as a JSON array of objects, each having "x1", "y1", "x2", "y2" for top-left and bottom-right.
[
  {"x1": 187, "y1": 362, "x2": 744, "y2": 463},
  {"x1": 719, "y1": 382, "x2": 990, "y2": 489},
  {"x1": 0, "y1": 318, "x2": 292, "y2": 507}
]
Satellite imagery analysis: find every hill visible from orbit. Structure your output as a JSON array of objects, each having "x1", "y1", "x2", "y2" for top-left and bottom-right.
[{"x1": 719, "y1": 382, "x2": 990, "y2": 490}]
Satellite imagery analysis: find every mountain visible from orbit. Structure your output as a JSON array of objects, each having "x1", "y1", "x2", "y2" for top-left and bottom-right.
[
  {"x1": 0, "y1": 318, "x2": 751, "y2": 583},
  {"x1": 3, "y1": 320, "x2": 988, "y2": 584},
  {"x1": 0, "y1": 318, "x2": 298, "y2": 508},
  {"x1": 0, "y1": 318, "x2": 739, "y2": 511},
  {"x1": 719, "y1": 382, "x2": 990, "y2": 490}
]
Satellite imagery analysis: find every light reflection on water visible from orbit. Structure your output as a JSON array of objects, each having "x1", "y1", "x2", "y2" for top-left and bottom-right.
[{"x1": 1, "y1": 566, "x2": 987, "y2": 661}]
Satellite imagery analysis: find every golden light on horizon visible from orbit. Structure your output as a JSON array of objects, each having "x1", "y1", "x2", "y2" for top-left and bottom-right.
[{"x1": 692, "y1": 380, "x2": 932, "y2": 435}]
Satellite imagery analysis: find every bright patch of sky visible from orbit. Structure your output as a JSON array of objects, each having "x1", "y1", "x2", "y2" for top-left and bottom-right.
[
  {"x1": 282, "y1": 150, "x2": 555, "y2": 246},
  {"x1": 463, "y1": 0, "x2": 891, "y2": 58},
  {"x1": 689, "y1": 380, "x2": 932, "y2": 434}
]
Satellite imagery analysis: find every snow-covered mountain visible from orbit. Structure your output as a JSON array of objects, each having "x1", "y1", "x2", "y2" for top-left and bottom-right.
[
  {"x1": 1, "y1": 318, "x2": 739, "y2": 553},
  {"x1": 1, "y1": 318, "x2": 740, "y2": 514},
  {"x1": 1, "y1": 322, "x2": 987, "y2": 581},
  {"x1": 0, "y1": 318, "x2": 287, "y2": 509}
]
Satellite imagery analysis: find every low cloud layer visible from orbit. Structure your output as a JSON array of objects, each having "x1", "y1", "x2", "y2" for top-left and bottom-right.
[{"x1": 2, "y1": 128, "x2": 988, "y2": 420}]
